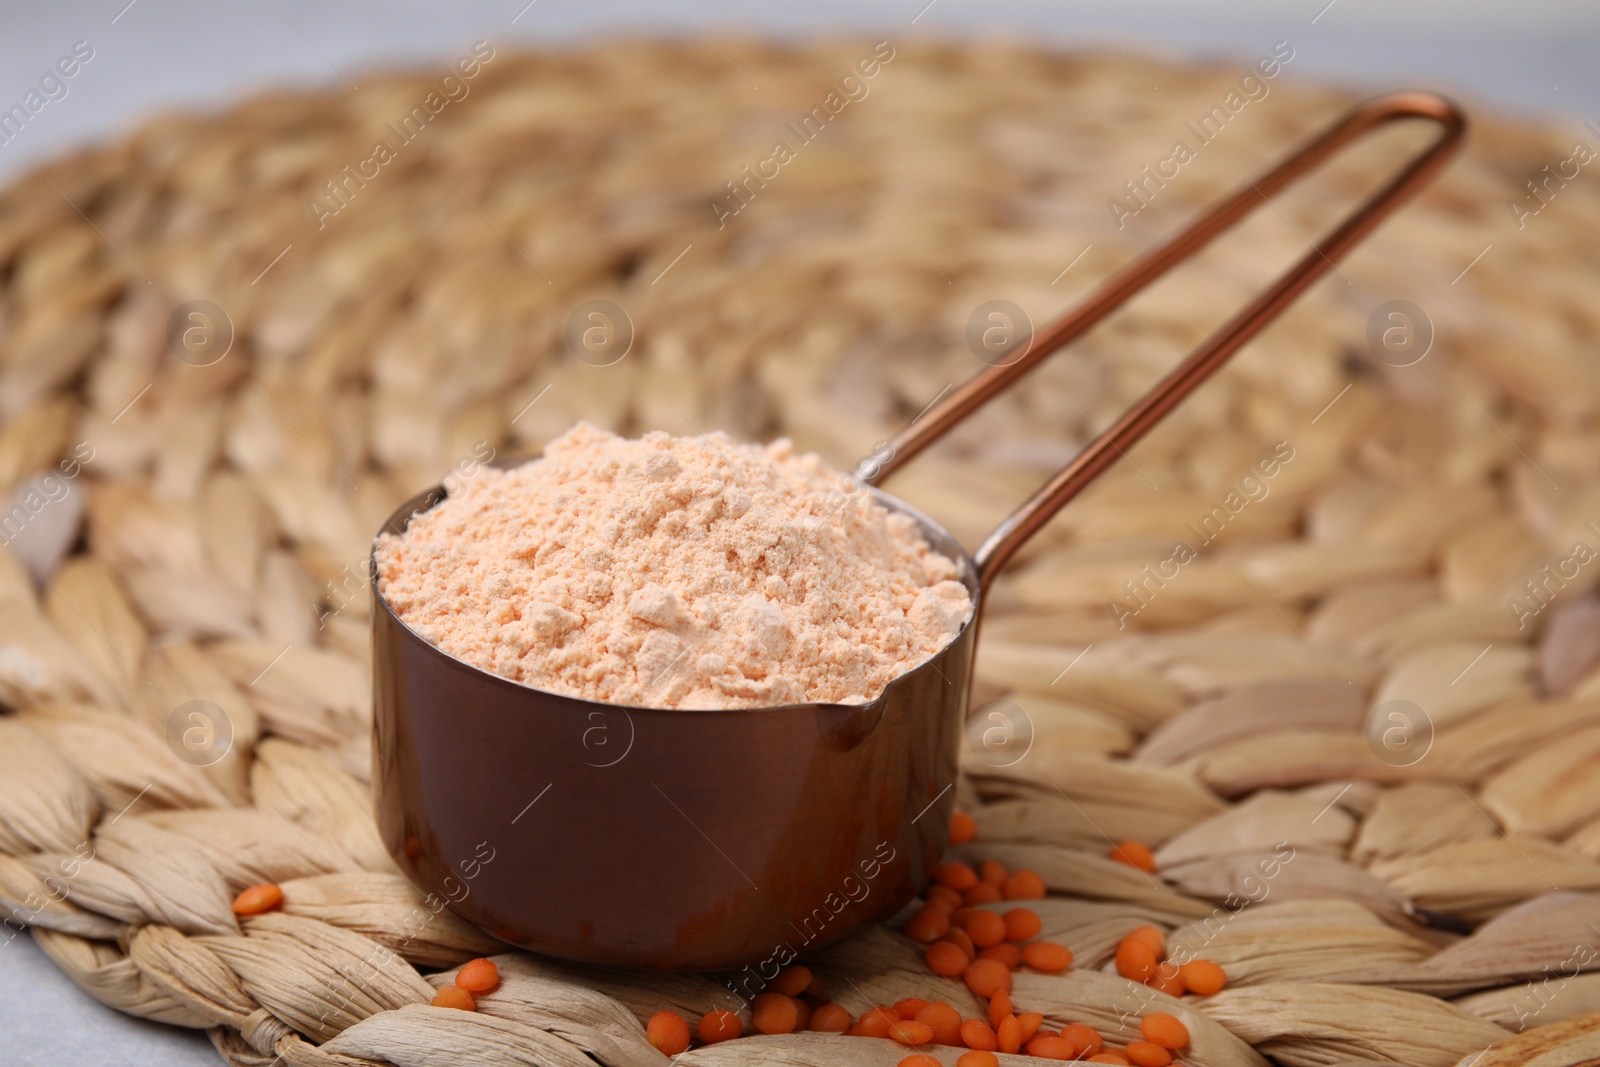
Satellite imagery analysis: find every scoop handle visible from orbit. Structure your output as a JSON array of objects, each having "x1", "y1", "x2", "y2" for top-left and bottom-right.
[{"x1": 859, "y1": 91, "x2": 1466, "y2": 588}]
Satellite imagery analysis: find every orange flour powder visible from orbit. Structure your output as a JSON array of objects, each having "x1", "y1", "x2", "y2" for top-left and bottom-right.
[{"x1": 375, "y1": 423, "x2": 973, "y2": 709}]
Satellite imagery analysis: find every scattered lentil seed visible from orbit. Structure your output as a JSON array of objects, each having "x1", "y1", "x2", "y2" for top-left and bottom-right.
[
  {"x1": 455, "y1": 958, "x2": 499, "y2": 994},
  {"x1": 231, "y1": 883, "x2": 283, "y2": 916},
  {"x1": 646, "y1": 1011, "x2": 691, "y2": 1055},
  {"x1": 430, "y1": 985, "x2": 475, "y2": 1011}
]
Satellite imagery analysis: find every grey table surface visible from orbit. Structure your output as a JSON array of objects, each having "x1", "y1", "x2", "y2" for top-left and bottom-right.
[{"x1": 0, "y1": 1, "x2": 1595, "y2": 1062}]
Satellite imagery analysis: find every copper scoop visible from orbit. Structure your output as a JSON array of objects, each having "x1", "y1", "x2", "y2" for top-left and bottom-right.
[{"x1": 370, "y1": 92, "x2": 1464, "y2": 970}]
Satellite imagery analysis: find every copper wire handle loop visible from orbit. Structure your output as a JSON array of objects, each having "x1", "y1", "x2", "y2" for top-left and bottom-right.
[{"x1": 861, "y1": 91, "x2": 1466, "y2": 589}]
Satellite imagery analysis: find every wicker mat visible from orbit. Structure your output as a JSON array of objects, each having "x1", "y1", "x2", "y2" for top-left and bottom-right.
[{"x1": 3, "y1": 35, "x2": 1600, "y2": 1067}]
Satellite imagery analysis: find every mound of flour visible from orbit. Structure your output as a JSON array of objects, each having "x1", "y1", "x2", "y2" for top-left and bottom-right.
[{"x1": 375, "y1": 423, "x2": 973, "y2": 709}]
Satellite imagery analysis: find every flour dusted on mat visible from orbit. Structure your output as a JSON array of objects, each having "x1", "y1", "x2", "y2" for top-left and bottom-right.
[{"x1": 375, "y1": 423, "x2": 973, "y2": 709}]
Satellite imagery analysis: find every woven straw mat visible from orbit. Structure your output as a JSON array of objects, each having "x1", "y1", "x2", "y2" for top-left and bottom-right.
[{"x1": 2, "y1": 36, "x2": 1600, "y2": 1067}]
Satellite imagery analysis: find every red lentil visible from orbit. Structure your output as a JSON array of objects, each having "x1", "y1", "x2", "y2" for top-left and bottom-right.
[
  {"x1": 773, "y1": 965, "x2": 812, "y2": 997},
  {"x1": 916, "y1": 1001, "x2": 962, "y2": 1046},
  {"x1": 966, "y1": 910, "x2": 1007, "y2": 948},
  {"x1": 1124, "y1": 925, "x2": 1166, "y2": 956},
  {"x1": 455, "y1": 958, "x2": 499, "y2": 994},
  {"x1": 977, "y1": 942, "x2": 1022, "y2": 969},
  {"x1": 1063, "y1": 1023, "x2": 1104, "y2": 1056},
  {"x1": 1110, "y1": 840, "x2": 1157, "y2": 872},
  {"x1": 987, "y1": 989, "x2": 1012, "y2": 1028},
  {"x1": 893, "y1": 997, "x2": 929, "y2": 1020},
  {"x1": 1126, "y1": 1040, "x2": 1175, "y2": 1067},
  {"x1": 1001, "y1": 869, "x2": 1046, "y2": 900},
  {"x1": 1028, "y1": 1034, "x2": 1075, "y2": 1059},
  {"x1": 1022, "y1": 940, "x2": 1074, "y2": 972},
  {"x1": 1147, "y1": 966, "x2": 1186, "y2": 998},
  {"x1": 752, "y1": 993, "x2": 799, "y2": 1035},
  {"x1": 963, "y1": 881, "x2": 1003, "y2": 906},
  {"x1": 888, "y1": 1019, "x2": 934, "y2": 1046},
  {"x1": 959, "y1": 1017, "x2": 999, "y2": 1051},
  {"x1": 962, "y1": 957, "x2": 1012, "y2": 998},
  {"x1": 1141, "y1": 1012, "x2": 1190, "y2": 1049},
  {"x1": 231, "y1": 883, "x2": 283, "y2": 916},
  {"x1": 943, "y1": 926, "x2": 976, "y2": 959},
  {"x1": 1001, "y1": 907, "x2": 1042, "y2": 942},
  {"x1": 997, "y1": 1014, "x2": 1022, "y2": 1055},
  {"x1": 1178, "y1": 959, "x2": 1227, "y2": 995},
  {"x1": 905, "y1": 906, "x2": 950, "y2": 943},
  {"x1": 853, "y1": 1006, "x2": 897, "y2": 1039},
  {"x1": 646, "y1": 1011, "x2": 691, "y2": 1055},
  {"x1": 935, "y1": 861, "x2": 979, "y2": 890},
  {"x1": 430, "y1": 985, "x2": 474, "y2": 1011},
  {"x1": 926, "y1": 940, "x2": 968, "y2": 977},
  {"x1": 697, "y1": 1009, "x2": 742, "y2": 1044},
  {"x1": 810, "y1": 1003, "x2": 851, "y2": 1033},
  {"x1": 1115, "y1": 939, "x2": 1159, "y2": 983}
]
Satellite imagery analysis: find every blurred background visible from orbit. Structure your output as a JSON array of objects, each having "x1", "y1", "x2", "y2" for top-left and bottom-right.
[
  {"x1": 0, "y1": 0, "x2": 1595, "y2": 193},
  {"x1": 0, "y1": 1, "x2": 1593, "y2": 1063}
]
